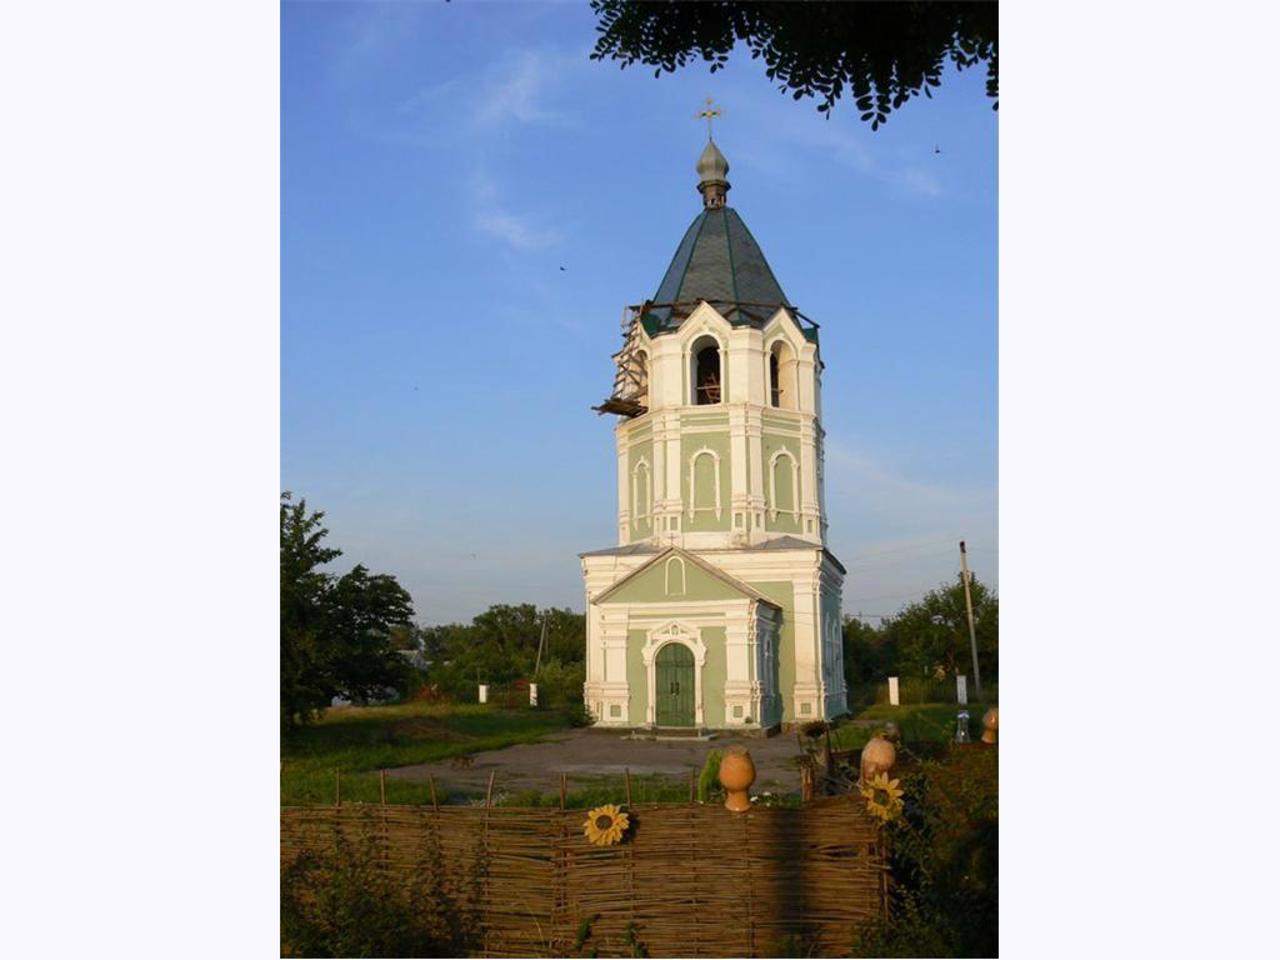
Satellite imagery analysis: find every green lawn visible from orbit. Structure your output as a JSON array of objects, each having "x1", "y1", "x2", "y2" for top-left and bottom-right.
[
  {"x1": 282, "y1": 698, "x2": 995, "y2": 805},
  {"x1": 281, "y1": 701, "x2": 574, "y2": 805}
]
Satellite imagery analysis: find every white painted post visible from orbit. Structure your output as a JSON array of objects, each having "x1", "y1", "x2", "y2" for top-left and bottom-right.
[
  {"x1": 888, "y1": 676, "x2": 900, "y2": 706},
  {"x1": 529, "y1": 683, "x2": 538, "y2": 707},
  {"x1": 478, "y1": 684, "x2": 488, "y2": 704},
  {"x1": 956, "y1": 674, "x2": 968, "y2": 706}
]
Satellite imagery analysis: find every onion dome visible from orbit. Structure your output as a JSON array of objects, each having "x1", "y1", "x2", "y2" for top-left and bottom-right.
[{"x1": 696, "y1": 139, "x2": 731, "y2": 208}]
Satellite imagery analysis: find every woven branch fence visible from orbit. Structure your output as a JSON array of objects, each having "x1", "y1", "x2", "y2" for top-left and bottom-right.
[{"x1": 281, "y1": 796, "x2": 887, "y2": 958}]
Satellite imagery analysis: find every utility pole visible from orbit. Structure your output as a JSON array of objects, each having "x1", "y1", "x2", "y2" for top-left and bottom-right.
[
  {"x1": 959, "y1": 541, "x2": 983, "y2": 700},
  {"x1": 532, "y1": 611, "x2": 547, "y2": 680}
]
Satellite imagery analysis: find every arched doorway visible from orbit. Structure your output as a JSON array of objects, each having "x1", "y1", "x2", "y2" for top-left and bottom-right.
[{"x1": 654, "y1": 643, "x2": 695, "y2": 727}]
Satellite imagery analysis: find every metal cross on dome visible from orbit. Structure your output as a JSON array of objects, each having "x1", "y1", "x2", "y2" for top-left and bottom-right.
[{"x1": 695, "y1": 97, "x2": 722, "y2": 139}]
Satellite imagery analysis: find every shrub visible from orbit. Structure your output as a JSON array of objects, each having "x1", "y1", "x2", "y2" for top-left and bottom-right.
[
  {"x1": 854, "y1": 746, "x2": 998, "y2": 957},
  {"x1": 281, "y1": 814, "x2": 480, "y2": 957},
  {"x1": 563, "y1": 702, "x2": 595, "y2": 728},
  {"x1": 696, "y1": 750, "x2": 723, "y2": 803},
  {"x1": 535, "y1": 658, "x2": 586, "y2": 708}
]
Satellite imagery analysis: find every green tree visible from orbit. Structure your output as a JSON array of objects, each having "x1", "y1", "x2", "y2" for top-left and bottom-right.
[
  {"x1": 280, "y1": 493, "x2": 415, "y2": 729},
  {"x1": 882, "y1": 574, "x2": 998, "y2": 683},
  {"x1": 590, "y1": 1, "x2": 997, "y2": 129},
  {"x1": 842, "y1": 615, "x2": 890, "y2": 695},
  {"x1": 419, "y1": 604, "x2": 586, "y2": 702}
]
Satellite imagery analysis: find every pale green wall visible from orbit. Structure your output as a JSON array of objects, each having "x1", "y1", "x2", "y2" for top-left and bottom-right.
[
  {"x1": 681, "y1": 432, "x2": 732, "y2": 532},
  {"x1": 626, "y1": 628, "x2": 647, "y2": 724},
  {"x1": 700, "y1": 626, "x2": 727, "y2": 727},
  {"x1": 761, "y1": 432, "x2": 802, "y2": 535},
  {"x1": 606, "y1": 555, "x2": 746, "y2": 604},
  {"x1": 627, "y1": 438, "x2": 654, "y2": 541}
]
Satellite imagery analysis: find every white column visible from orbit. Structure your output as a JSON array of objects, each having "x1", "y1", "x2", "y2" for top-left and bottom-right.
[{"x1": 791, "y1": 568, "x2": 823, "y2": 718}]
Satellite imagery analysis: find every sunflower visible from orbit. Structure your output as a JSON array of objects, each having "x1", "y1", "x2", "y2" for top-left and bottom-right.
[
  {"x1": 583, "y1": 804, "x2": 630, "y2": 846},
  {"x1": 860, "y1": 772, "x2": 904, "y2": 823}
]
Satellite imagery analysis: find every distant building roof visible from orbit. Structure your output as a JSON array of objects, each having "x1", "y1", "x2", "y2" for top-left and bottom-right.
[{"x1": 579, "y1": 543, "x2": 662, "y2": 558}]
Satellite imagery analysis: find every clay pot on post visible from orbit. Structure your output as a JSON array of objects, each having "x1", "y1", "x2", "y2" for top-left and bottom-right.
[
  {"x1": 859, "y1": 736, "x2": 896, "y2": 786},
  {"x1": 981, "y1": 707, "x2": 998, "y2": 744},
  {"x1": 718, "y1": 746, "x2": 756, "y2": 813}
]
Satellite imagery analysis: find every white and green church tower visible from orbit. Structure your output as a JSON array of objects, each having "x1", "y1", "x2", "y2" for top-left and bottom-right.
[{"x1": 581, "y1": 137, "x2": 848, "y2": 733}]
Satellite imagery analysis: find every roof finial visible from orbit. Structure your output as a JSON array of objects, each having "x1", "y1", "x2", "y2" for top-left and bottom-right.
[{"x1": 695, "y1": 97, "x2": 722, "y2": 141}]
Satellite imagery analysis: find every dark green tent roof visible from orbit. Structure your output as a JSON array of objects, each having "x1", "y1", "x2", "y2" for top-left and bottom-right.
[{"x1": 642, "y1": 206, "x2": 806, "y2": 336}]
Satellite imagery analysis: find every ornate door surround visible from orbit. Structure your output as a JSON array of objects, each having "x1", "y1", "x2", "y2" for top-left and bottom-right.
[{"x1": 641, "y1": 621, "x2": 707, "y2": 727}]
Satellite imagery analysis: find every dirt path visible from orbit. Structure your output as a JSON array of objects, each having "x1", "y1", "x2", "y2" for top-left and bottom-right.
[{"x1": 387, "y1": 728, "x2": 808, "y2": 800}]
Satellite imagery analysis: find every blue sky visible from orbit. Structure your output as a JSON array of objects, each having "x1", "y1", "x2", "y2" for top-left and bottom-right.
[{"x1": 282, "y1": 0, "x2": 998, "y2": 625}]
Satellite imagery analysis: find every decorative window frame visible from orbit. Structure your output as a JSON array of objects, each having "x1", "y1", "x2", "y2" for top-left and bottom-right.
[
  {"x1": 631, "y1": 456, "x2": 652, "y2": 525},
  {"x1": 641, "y1": 620, "x2": 707, "y2": 727},
  {"x1": 767, "y1": 448, "x2": 801, "y2": 521},
  {"x1": 687, "y1": 446, "x2": 723, "y2": 521},
  {"x1": 664, "y1": 555, "x2": 686, "y2": 596}
]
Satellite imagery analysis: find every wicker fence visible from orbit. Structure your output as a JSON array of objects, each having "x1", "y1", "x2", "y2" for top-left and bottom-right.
[{"x1": 281, "y1": 796, "x2": 888, "y2": 958}]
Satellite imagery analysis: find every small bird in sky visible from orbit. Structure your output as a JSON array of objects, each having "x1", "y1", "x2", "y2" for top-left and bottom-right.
[
  {"x1": 934, "y1": 144, "x2": 942, "y2": 155},
  {"x1": 559, "y1": 266, "x2": 566, "y2": 271}
]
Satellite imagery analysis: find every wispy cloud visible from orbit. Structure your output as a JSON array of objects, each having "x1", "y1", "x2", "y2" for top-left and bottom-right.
[
  {"x1": 470, "y1": 175, "x2": 561, "y2": 251},
  {"x1": 888, "y1": 166, "x2": 943, "y2": 197},
  {"x1": 471, "y1": 49, "x2": 574, "y2": 130},
  {"x1": 384, "y1": 47, "x2": 581, "y2": 250}
]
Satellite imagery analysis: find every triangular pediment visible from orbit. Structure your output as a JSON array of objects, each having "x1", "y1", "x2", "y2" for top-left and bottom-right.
[{"x1": 592, "y1": 546, "x2": 780, "y2": 607}]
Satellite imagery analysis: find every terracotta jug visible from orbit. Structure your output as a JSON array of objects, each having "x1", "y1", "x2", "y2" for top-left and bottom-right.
[
  {"x1": 981, "y1": 707, "x2": 998, "y2": 744},
  {"x1": 859, "y1": 736, "x2": 896, "y2": 784},
  {"x1": 718, "y1": 746, "x2": 756, "y2": 812}
]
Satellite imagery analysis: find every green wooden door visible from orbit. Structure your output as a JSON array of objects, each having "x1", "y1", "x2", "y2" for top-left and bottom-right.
[{"x1": 655, "y1": 643, "x2": 695, "y2": 727}]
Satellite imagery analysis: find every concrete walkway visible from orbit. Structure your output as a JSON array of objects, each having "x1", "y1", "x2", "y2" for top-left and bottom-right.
[{"x1": 387, "y1": 728, "x2": 808, "y2": 799}]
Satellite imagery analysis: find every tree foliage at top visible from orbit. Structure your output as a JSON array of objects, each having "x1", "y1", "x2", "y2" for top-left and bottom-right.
[
  {"x1": 590, "y1": 1, "x2": 997, "y2": 129},
  {"x1": 281, "y1": 493, "x2": 415, "y2": 729}
]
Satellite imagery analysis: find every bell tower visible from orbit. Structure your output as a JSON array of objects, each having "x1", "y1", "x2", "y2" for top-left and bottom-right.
[
  {"x1": 581, "y1": 134, "x2": 848, "y2": 732},
  {"x1": 595, "y1": 141, "x2": 828, "y2": 553}
]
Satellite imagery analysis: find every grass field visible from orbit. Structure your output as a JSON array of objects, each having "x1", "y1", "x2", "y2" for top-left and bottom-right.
[
  {"x1": 281, "y1": 701, "x2": 574, "y2": 805},
  {"x1": 827, "y1": 701, "x2": 997, "y2": 752}
]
